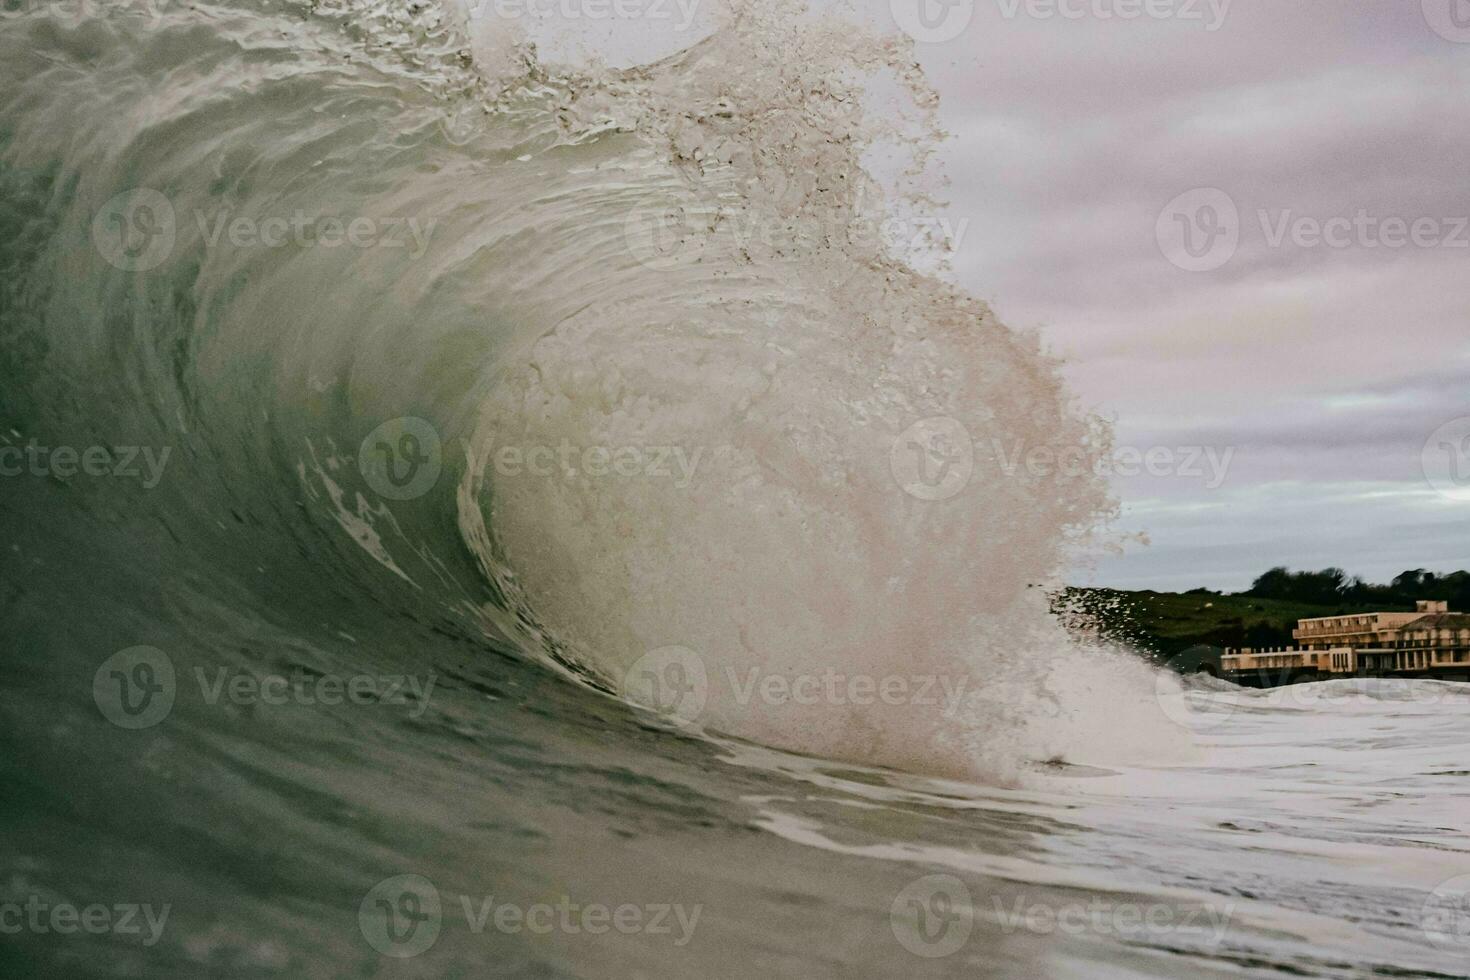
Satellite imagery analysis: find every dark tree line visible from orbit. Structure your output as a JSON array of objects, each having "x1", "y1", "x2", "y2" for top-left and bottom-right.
[{"x1": 1246, "y1": 567, "x2": 1470, "y2": 611}]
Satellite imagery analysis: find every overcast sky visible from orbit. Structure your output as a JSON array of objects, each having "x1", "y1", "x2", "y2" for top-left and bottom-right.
[
  {"x1": 497, "y1": 0, "x2": 1470, "y2": 592},
  {"x1": 900, "y1": 0, "x2": 1470, "y2": 591}
]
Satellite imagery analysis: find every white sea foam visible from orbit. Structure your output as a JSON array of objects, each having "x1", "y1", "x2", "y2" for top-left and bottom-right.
[{"x1": 450, "y1": 0, "x2": 1188, "y2": 784}]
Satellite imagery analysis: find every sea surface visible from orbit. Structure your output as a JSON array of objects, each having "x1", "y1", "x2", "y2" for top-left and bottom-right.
[{"x1": 3, "y1": 1, "x2": 1469, "y2": 976}]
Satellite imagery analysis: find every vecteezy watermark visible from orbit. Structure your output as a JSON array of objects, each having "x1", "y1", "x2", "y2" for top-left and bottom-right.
[
  {"x1": 360, "y1": 876, "x2": 442, "y2": 958},
  {"x1": 1158, "y1": 188, "x2": 1470, "y2": 272},
  {"x1": 1422, "y1": 0, "x2": 1470, "y2": 44},
  {"x1": 890, "y1": 875, "x2": 974, "y2": 958},
  {"x1": 0, "y1": 0, "x2": 170, "y2": 29},
  {"x1": 1155, "y1": 662, "x2": 1237, "y2": 733},
  {"x1": 0, "y1": 440, "x2": 172, "y2": 488},
  {"x1": 623, "y1": 198, "x2": 970, "y2": 272},
  {"x1": 439, "y1": 102, "x2": 486, "y2": 146},
  {"x1": 481, "y1": 440, "x2": 705, "y2": 490},
  {"x1": 194, "y1": 210, "x2": 436, "y2": 259},
  {"x1": 889, "y1": 874, "x2": 1235, "y2": 958},
  {"x1": 1268, "y1": 677, "x2": 1469, "y2": 709},
  {"x1": 623, "y1": 646, "x2": 710, "y2": 723},
  {"x1": 0, "y1": 896, "x2": 170, "y2": 947},
  {"x1": 192, "y1": 667, "x2": 436, "y2": 718},
  {"x1": 359, "y1": 417, "x2": 443, "y2": 501},
  {"x1": 358, "y1": 875, "x2": 702, "y2": 958},
  {"x1": 1160, "y1": 669, "x2": 1470, "y2": 735},
  {"x1": 989, "y1": 439, "x2": 1235, "y2": 489},
  {"x1": 91, "y1": 189, "x2": 176, "y2": 273},
  {"x1": 1156, "y1": 188, "x2": 1240, "y2": 273},
  {"x1": 891, "y1": 417, "x2": 975, "y2": 502},
  {"x1": 890, "y1": 0, "x2": 975, "y2": 43},
  {"x1": 621, "y1": 646, "x2": 970, "y2": 725},
  {"x1": 989, "y1": 893, "x2": 1234, "y2": 945},
  {"x1": 93, "y1": 647, "x2": 437, "y2": 729},
  {"x1": 91, "y1": 189, "x2": 438, "y2": 272},
  {"x1": 1422, "y1": 416, "x2": 1470, "y2": 502},
  {"x1": 93, "y1": 647, "x2": 177, "y2": 730},
  {"x1": 893, "y1": 0, "x2": 1228, "y2": 41},
  {"x1": 994, "y1": 0, "x2": 1230, "y2": 31},
  {"x1": 1256, "y1": 210, "x2": 1470, "y2": 252},
  {"x1": 890, "y1": 417, "x2": 1237, "y2": 501},
  {"x1": 463, "y1": 0, "x2": 702, "y2": 31},
  {"x1": 1423, "y1": 873, "x2": 1470, "y2": 950}
]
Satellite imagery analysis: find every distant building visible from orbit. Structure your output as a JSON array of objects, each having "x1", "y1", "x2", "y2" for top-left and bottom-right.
[{"x1": 1222, "y1": 601, "x2": 1470, "y2": 686}]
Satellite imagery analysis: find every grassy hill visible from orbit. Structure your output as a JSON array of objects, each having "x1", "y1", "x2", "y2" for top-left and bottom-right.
[{"x1": 1056, "y1": 588, "x2": 1419, "y2": 665}]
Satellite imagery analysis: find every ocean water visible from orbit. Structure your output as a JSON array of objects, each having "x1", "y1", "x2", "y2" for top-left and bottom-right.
[{"x1": 3, "y1": 1, "x2": 1469, "y2": 976}]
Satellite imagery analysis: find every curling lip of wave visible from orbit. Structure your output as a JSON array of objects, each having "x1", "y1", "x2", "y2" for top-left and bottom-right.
[{"x1": 0, "y1": 0, "x2": 1180, "y2": 787}]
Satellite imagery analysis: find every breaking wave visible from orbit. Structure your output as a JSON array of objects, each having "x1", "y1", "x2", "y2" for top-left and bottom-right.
[{"x1": 0, "y1": 0, "x2": 1184, "y2": 785}]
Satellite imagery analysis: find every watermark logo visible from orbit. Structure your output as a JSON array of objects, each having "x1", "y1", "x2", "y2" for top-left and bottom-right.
[
  {"x1": 0, "y1": 440, "x2": 172, "y2": 487},
  {"x1": 1423, "y1": 874, "x2": 1470, "y2": 950},
  {"x1": 1422, "y1": 417, "x2": 1470, "y2": 501},
  {"x1": 992, "y1": 439, "x2": 1235, "y2": 488},
  {"x1": 1273, "y1": 678, "x2": 1466, "y2": 709},
  {"x1": 464, "y1": 0, "x2": 702, "y2": 31},
  {"x1": 359, "y1": 876, "x2": 700, "y2": 954},
  {"x1": 623, "y1": 646, "x2": 709, "y2": 724},
  {"x1": 892, "y1": 875, "x2": 1234, "y2": 956},
  {"x1": 1155, "y1": 649, "x2": 1236, "y2": 733},
  {"x1": 1160, "y1": 189, "x2": 1469, "y2": 271},
  {"x1": 1157, "y1": 188, "x2": 1239, "y2": 272},
  {"x1": 891, "y1": 416, "x2": 975, "y2": 501},
  {"x1": 484, "y1": 440, "x2": 704, "y2": 489},
  {"x1": 624, "y1": 195, "x2": 969, "y2": 272},
  {"x1": 893, "y1": 429, "x2": 1235, "y2": 498},
  {"x1": 359, "y1": 417, "x2": 443, "y2": 501},
  {"x1": 360, "y1": 874, "x2": 443, "y2": 958},
  {"x1": 994, "y1": 0, "x2": 1230, "y2": 30},
  {"x1": 621, "y1": 647, "x2": 969, "y2": 723},
  {"x1": 1257, "y1": 210, "x2": 1469, "y2": 251},
  {"x1": 890, "y1": 874, "x2": 974, "y2": 958},
  {"x1": 622, "y1": 199, "x2": 725, "y2": 272},
  {"x1": 91, "y1": 189, "x2": 436, "y2": 270},
  {"x1": 725, "y1": 669, "x2": 969, "y2": 716},
  {"x1": 1423, "y1": 0, "x2": 1470, "y2": 43},
  {"x1": 2, "y1": 0, "x2": 168, "y2": 29},
  {"x1": 0, "y1": 896, "x2": 170, "y2": 946},
  {"x1": 92, "y1": 188, "x2": 176, "y2": 272},
  {"x1": 891, "y1": 0, "x2": 975, "y2": 42},
  {"x1": 94, "y1": 648, "x2": 436, "y2": 726},
  {"x1": 93, "y1": 646, "x2": 176, "y2": 730},
  {"x1": 439, "y1": 103, "x2": 484, "y2": 146},
  {"x1": 194, "y1": 667, "x2": 436, "y2": 717},
  {"x1": 460, "y1": 895, "x2": 700, "y2": 943},
  {"x1": 992, "y1": 893, "x2": 1234, "y2": 943},
  {"x1": 194, "y1": 210, "x2": 436, "y2": 259}
]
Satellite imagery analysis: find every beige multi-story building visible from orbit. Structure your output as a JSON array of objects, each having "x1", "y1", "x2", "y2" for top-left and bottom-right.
[
  {"x1": 1293, "y1": 604, "x2": 1441, "y2": 649},
  {"x1": 1222, "y1": 601, "x2": 1470, "y2": 686}
]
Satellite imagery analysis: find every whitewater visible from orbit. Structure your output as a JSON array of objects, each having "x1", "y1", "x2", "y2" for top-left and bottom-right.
[{"x1": 1, "y1": 0, "x2": 1468, "y2": 976}]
